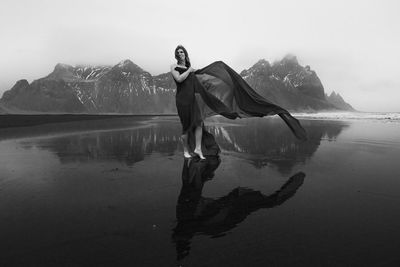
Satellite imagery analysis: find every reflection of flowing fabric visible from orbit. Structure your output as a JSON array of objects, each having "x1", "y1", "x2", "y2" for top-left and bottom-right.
[
  {"x1": 172, "y1": 156, "x2": 306, "y2": 260},
  {"x1": 192, "y1": 61, "x2": 307, "y2": 141}
]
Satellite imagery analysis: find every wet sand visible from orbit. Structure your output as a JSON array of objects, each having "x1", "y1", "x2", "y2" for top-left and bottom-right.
[{"x1": 0, "y1": 115, "x2": 400, "y2": 266}]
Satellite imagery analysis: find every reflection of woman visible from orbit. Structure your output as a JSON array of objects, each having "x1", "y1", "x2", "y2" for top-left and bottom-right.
[
  {"x1": 171, "y1": 45, "x2": 307, "y2": 159},
  {"x1": 172, "y1": 156, "x2": 305, "y2": 260}
]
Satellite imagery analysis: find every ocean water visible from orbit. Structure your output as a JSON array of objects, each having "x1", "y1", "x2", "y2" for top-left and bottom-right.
[
  {"x1": 0, "y1": 114, "x2": 399, "y2": 266},
  {"x1": 295, "y1": 111, "x2": 400, "y2": 122}
]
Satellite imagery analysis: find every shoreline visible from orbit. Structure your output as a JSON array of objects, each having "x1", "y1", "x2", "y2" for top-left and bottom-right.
[
  {"x1": 1, "y1": 111, "x2": 400, "y2": 130},
  {"x1": 0, "y1": 113, "x2": 177, "y2": 128}
]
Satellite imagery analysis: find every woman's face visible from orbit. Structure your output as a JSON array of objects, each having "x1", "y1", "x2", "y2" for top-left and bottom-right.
[{"x1": 177, "y1": 49, "x2": 185, "y2": 61}]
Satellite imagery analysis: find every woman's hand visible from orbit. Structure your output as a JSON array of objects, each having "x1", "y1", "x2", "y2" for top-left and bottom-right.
[{"x1": 189, "y1": 67, "x2": 196, "y2": 73}]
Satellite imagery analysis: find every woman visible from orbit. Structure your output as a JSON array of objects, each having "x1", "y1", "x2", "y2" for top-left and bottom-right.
[
  {"x1": 171, "y1": 45, "x2": 206, "y2": 159},
  {"x1": 171, "y1": 45, "x2": 307, "y2": 159}
]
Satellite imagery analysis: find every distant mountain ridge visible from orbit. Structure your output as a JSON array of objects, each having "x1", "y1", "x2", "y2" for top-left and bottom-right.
[
  {"x1": 240, "y1": 55, "x2": 353, "y2": 111},
  {"x1": 0, "y1": 56, "x2": 354, "y2": 114}
]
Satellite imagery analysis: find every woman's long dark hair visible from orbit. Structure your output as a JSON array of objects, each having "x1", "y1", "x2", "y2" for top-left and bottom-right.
[{"x1": 175, "y1": 45, "x2": 191, "y2": 67}]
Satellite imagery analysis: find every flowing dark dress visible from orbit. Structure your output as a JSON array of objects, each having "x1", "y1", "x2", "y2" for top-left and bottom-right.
[
  {"x1": 174, "y1": 65, "x2": 220, "y2": 156},
  {"x1": 173, "y1": 61, "x2": 307, "y2": 155},
  {"x1": 174, "y1": 66, "x2": 203, "y2": 134}
]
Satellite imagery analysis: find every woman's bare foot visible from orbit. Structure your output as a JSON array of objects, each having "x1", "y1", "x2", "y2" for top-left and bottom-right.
[
  {"x1": 181, "y1": 133, "x2": 191, "y2": 158},
  {"x1": 183, "y1": 151, "x2": 192, "y2": 159},
  {"x1": 194, "y1": 148, "x2": 206, "y2": 160}
]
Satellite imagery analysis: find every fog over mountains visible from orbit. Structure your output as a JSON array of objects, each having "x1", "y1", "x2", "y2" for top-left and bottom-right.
[{"x1": 0, "y1": 55, "x2": 353, "y2": 114}]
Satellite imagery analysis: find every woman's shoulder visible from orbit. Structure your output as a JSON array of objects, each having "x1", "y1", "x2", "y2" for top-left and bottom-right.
[
  {"x1": 170, "y1": 63, "x2": 182, "y2": 72},
  {"x1": 170, "y1": 63, "x2": 184, "y2": 68},
  {"x1": 171, "y1": 63, "x2": 188, "y2": 70}
]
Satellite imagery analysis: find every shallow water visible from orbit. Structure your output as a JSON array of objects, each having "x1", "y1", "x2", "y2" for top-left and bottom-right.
[{"x1": 0, "y1": 116, "x2": 399, "y2": 266}]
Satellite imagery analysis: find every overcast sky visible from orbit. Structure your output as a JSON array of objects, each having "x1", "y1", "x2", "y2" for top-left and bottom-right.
[{"x1": 0, "y1": 0, "x2": 399, "y2": 112}]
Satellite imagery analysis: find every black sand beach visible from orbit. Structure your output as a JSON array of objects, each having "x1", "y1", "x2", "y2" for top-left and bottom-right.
[{"x1": 1, "y1": 115, "x2": 399, "y2": 266}]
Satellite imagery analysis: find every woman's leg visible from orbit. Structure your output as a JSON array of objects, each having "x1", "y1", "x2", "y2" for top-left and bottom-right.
[
  {"x1": 194, "y1": 125, "x2": 205, "y2": 159},
  {"x1": 181, "y1": 133, "x2": 191, "y2": 158}
]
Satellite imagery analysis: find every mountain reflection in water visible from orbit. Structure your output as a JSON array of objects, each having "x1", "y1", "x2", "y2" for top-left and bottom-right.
[
  {"x1": 172, "y1": 156, "x2": 306, "y2": 260},
  {"x1": 209, "y1": 118, "x2": 349, "y2": 173},
  {"x1": 17, "y1": 117, "x2": 348, "y2": 173}
]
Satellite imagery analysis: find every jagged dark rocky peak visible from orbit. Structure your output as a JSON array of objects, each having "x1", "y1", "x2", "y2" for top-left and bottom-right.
[
  {"x1": 293, "y1": 69, "x2": 326, "y2": 100},
  {"x1": 14, "y1": 79, "x2": 30, "y2": 89},
  {"x1": 1, "y1": 79, "x2": 30, "y2": 101},
  {"x1": 55, "y1": 63, "x2": 74, "y2": 70},
  {"x1": 329, "y1": 91, "x2": 340, "y2": 99},
  {"x1": 326, "y1": 91, "x2": 355, "y2": 110},
  {"x1": 272, "y1": 55, "x2": 325, "y2": 100},
  {"x1": 154, "y1": 72, "x2": 176, "y2": 90},
  {"x1": 281, "y1": 54, "x2": 299, "y2": 65},
  {"x1": 101, "y1": 59, "x2": 148, "y2": 83},
  {"x1": 241, "y1": 59, "x2": 272, "y2": 78},
  {"x1": 46, "y1": 63, "x2": 76, "y2": 81},
  {"x1": 46, "y1": 63, "x2": 111, "y2": 81},
  {"x1": 272, "y1": 54, "x2": 303, "y2": 80},
  {"x1": 1, "y1": 78, "x2": 85, "y2": 113},
  {"x1": 73, "y1": 65, "x2": 111, "y2": 80},
  {"x1": 241, "y1": 55, "x2": 354, "y2": 111},
  {"x1": 326, "y1": 91, "x2": 345, "y2": 104},
  {"x1": 113, "y1": 59, "x2": 144, "y2": 74},
  {"x1": 252, "y1": 59, "x2": 272, "y2": 69}
]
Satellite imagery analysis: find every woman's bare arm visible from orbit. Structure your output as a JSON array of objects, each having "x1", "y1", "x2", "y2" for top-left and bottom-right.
[{"x1": 170, "y1": 65, "x2": 194, "y2": 83}]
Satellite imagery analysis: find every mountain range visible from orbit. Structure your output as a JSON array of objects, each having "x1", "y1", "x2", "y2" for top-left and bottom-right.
[{"x1": 0, "y1": 55, "x2": 354, "y2": 114}]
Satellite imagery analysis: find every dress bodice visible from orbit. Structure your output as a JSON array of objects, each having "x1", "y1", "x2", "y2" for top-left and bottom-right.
[
  {"x1": 174, "y1": 65, "x2": 195, "y2": 106},
  {"x1": 174, "y1": 66, "x2": 188, "y2": 75}
]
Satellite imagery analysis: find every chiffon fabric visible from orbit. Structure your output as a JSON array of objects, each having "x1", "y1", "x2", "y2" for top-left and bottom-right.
[{"x1": 173, "y1": 61, "x2": 307, "y2": 155}]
